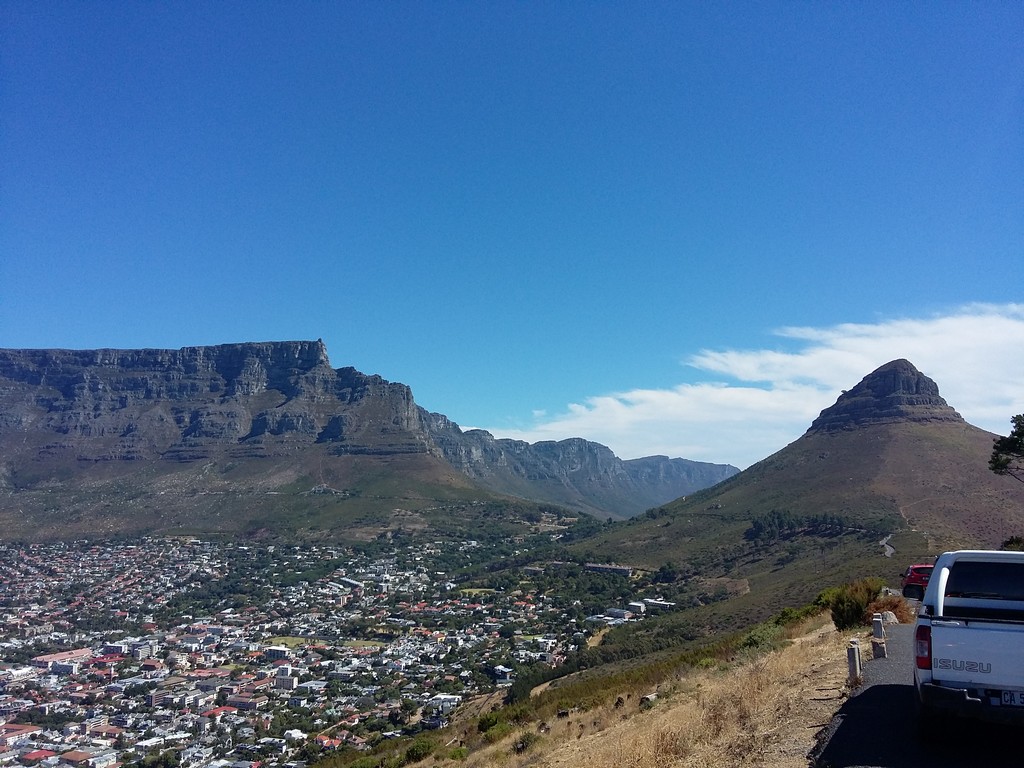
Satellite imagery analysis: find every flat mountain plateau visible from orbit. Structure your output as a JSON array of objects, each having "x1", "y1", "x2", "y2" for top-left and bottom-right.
[{"x1": 0, "y1": 341, "x2": 735, "y2": 541}]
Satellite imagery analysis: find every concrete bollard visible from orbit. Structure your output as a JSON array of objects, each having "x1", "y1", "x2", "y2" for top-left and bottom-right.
[
  {"x1": 872, "y1": 638, "x2": 887, "y2": 659},
  {"x1": 847, "y1": 638, "x2": 862, "y2": 684},
  {"x1": 872, "y1": 613, "x2": 885, "y2": 639}
]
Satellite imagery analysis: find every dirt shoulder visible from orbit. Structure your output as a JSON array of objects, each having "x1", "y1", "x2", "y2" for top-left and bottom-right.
[
  {"x1": 438, "y1": 620, "x2": 856, "y2": 768},
  {"x1": 533, "y1": 623, "x2": 852, "y2": 768}
]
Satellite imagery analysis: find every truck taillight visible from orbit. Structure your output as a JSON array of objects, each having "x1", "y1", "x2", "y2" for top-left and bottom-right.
[{"x1": 915, "y1": 625, "x2": 932, "y2": 670}]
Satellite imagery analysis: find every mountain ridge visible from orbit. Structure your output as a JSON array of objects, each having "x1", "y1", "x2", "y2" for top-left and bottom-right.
[{"x1": 0, "y1": 340, "x2": 737, "y2": 539}]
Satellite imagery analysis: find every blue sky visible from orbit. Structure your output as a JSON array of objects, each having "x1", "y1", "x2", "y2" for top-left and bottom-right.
[{"x1": 2, "y1": 3, "x2": 1023, "y2": 468}]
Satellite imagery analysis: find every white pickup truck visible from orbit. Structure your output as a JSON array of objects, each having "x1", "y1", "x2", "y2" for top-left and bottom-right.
[{"x1": 914, "y1": 549, "x2": 1024, "y2": 726}]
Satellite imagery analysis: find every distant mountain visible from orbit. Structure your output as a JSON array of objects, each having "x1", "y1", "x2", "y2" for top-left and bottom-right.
[
  {"x1": 575, "y1": 359, "x2": 1024, "y2": 626},
  {"x1": 423, "y1": 415, "x2": 736, "y2": 518},
  {"x1": 0, "y1": 341, "x2": 736, "y2": 540}
]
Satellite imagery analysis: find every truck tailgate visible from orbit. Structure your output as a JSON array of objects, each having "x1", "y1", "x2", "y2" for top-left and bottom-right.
[{"x1": 931, "y1": 619, "x2": 1024, "y2": 687}]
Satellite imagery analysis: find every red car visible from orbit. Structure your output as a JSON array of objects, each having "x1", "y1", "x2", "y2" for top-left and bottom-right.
[{"x1": 901, "y1": 563, "x2": 933, "y2": 600}]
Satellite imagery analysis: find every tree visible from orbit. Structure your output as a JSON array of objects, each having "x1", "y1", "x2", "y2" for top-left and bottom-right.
[{"x1": 990, "y1": 415, "x2": 1024, "y2": 483}]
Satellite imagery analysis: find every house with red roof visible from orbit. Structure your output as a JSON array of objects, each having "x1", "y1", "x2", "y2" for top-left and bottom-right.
[{"x1": 20, "y1": 749, "x2": 58, "y2": 764}]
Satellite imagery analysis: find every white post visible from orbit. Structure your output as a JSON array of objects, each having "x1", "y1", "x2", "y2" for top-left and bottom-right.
[
  {"x1": 847, "y1": 639, "x2": 862, "y2": 684},
  {"x1": 872, "y1": 638, "x2": 887, "y2": 659}
]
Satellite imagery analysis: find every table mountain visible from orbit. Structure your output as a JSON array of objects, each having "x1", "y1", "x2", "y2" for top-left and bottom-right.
[{"x1": 0, "y1": 341, "x2": 736, "y2": 540}]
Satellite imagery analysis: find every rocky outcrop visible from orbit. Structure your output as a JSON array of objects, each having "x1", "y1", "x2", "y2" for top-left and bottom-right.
[{"x1": 806, "y1": 359, "x2": 964, "y2": 433}]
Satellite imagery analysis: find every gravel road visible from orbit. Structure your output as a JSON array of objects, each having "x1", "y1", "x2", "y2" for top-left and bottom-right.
[{"x1": 811, "y1": 622, "x2": 1020, "y2": 767}]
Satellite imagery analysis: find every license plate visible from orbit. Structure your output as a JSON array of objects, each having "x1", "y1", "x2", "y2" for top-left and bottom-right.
[{"x1": 1001, "y1": 691, "x2": 1024, "y2": 707}]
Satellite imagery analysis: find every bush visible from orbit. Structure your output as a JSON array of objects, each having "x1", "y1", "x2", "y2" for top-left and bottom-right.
[
  {"x1": 828, "y1": 577, "x2": 885, "y2": 630},
  {"x1": 447, "y1": 746, "x2": 468, "y2": 761},
  {"x1": 773, "y1": 603, "x2": 823, "y2": 626},
  {"x1": 505, "y1": 702, "x2": 533, "y2": 725},
  {"x1": 477, "y1": 712, "x2": 500, "y2": 733},
  {"x1": 740, "y1": 622, "x2": 783, "y2": 651},
  {"x1": 510, "y1": 731, "x2": 540, "y2": 754},
  {"x1": 403, "y1": 736, "x2": 435, "y2": 764},
  {"x1": 483, "y1": 722, "x2": 514, "y2": 744},
  {"x1": 865, "y1": 593, "x2": 916, "y2": 625},
  {"x1": 815, "y1": 586, "x2": 843, "y2": 609}
]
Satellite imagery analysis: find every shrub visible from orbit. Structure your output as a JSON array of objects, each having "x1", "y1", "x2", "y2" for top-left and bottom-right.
[
  {"x1": 739, "y1": 622, "x2": 782, "y2": 651},
  {"x1": 865, "y1": 593, "x2": 916, "y2": 625},
  {"x1": 505, "y1": 702, "x2": 533, "y2": 725},
  {"x1": 447, "y1": 746, "x2": 468, "y2": 761},
  {"x1": 815, "y1": 586, "x2": 843, "y2": 609},
  {"x1": 402, "y1": 736, "x2": 434, "y2": 764},
  {"x1": 830, "y1": 591, "x2": 864, "y2": 631},
  {"x1": 828, "y1": 577, "x2": 885, "y2": 630},
  {"x1": 1001, "y1": 536, "x2": 1024, "y2": 551},
  {"x1": 477, "y1": 712, "x2": 500, "y2": 733},
  {"x1": 510, "y1": 731, "x2": 540, "y2": 754},
  {"x1": 483, "y1": 722, "x2": 514, "y2": 744},
  {"x1": 773, "y1": 603, "x2": 823, "y2": 626}
]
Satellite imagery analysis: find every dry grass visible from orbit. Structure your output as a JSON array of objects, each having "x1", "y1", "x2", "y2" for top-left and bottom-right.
[
  {"x1": 865, "y1": 594, "x2": 917, "y2": 625},
  {"x1": 431, "y1": 619, "x2": 854, "y2": 768}
]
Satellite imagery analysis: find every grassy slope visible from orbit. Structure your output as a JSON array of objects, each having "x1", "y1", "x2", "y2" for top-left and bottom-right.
[
  {"x1": 562, "y1": 419, "x2": 1024, "y2": 648},
  {"x1": 0, "y1": 447, "x2": 504, "y2": 541},
  {"x1": 444, "y1": 618, "x2": 853, "y2": 768}
]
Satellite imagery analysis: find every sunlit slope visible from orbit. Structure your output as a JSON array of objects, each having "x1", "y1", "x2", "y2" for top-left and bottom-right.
[{"x1": 572, "y1": 361, "x2": 1024, "y2": 615}]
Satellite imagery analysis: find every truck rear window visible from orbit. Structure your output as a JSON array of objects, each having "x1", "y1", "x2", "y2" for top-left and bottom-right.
[{"x1": 945, "y1": 561, "x2": 1024, "y2": 601}]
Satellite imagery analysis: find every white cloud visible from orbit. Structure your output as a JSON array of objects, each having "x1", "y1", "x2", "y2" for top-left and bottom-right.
[{"x1": 484, "y1": 304, "x2": 1024, "y2": 469}]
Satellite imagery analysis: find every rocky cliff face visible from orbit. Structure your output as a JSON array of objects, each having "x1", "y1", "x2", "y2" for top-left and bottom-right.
[
  {"x1": 421, "y1": 414, "x2": 738, "y2": 517},
  {"x1": 0, "y1": 341, "x2": 426, "y2": 464},
  {"x1": 0, "y1": 341, "x2": 736, "y2": 523},
  {"x1": 806, "y1": 359, "x2": 964, "y2": 433}
]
